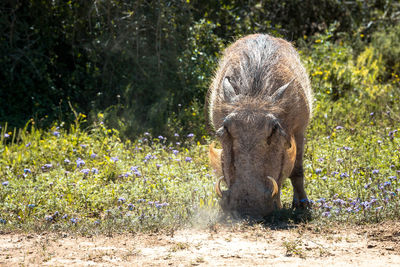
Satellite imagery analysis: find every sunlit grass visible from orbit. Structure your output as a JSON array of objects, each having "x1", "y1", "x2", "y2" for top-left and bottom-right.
[
  {"x1": 1, "y1": 29, "x2": 400, "y2": 233},
  {"x1": 0, "y1": 115, "x2": 219, "y2": 234}
]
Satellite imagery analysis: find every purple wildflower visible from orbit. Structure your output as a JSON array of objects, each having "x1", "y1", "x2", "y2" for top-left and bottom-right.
[
  {"x1": 172, "y1": 150, "x2": 179, "y2": 155},
  {"x1": 80, "y1": 168, "x2": 90, "y2": 175},
  {"x1": 53, "y1": 131, "x2": 60, "y2": 137},
  {"x1": 372, "y1": 169, "x2": 379, "y2": 175},
  {"x1": 91, "y1": 153, "x2": 97, "y2": 159},
  {"x1": 111, "y1": 156, "x2": 119, "y2": 163},
  {"x1": 335, "y1": 126, "x2": 344, "y2": 130},
  {"x1": 64, "y1": 159, "x2": 71, "y2": 164},
  {"x1": 187, "y1": 133, "x2": 194, "y2": 138},
  {"x1": 91, "y1": 168, "x2": 99, "y2": 174},
  {"x1": 42, "y1": 164, "x2": 52, "y2": 170},
  {"x1": 155, "y1": 202, "x2": 169, "y2": 209},
  {"x1": 2, "y1": 181, "x2": 9, "y2": 186},
  {"x1": 130, "y1": 166, "x2": 141, "y2": 177},
  {"x1": 24, "y1": 168, "x2": 31, "y2": 174},
  {"x1": 322, "y1": 211, "x2": 331, "y2": 217},
  {"x1": 76, "y1": 158, "x2": 85, "y2": 168},
  {"x1": 118, "y1": 197, "x2": 126, "y2": 204},
  {"x1": 4, "y1": 133, "x2": 10, "y2": 138},
  {"x1": 315, "y1": 168, "x2": 322, "y2": 174},
  {"x1": 185, "y1": 157, "x2": 192, "y2": 163}
]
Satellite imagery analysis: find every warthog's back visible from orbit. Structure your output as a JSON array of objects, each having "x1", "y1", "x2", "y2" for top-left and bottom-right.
[{"x1": 207, "y1": 34, "x2": 312, "y2": 132}]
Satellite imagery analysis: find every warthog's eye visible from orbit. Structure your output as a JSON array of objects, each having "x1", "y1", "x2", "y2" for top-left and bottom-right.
[
  {"x1": 267, "y1": 119, "x2": 288, "y2": 146},
  {"x1": 224, "y1": 125, "x2": 229, "y2": 134},
  {"x1": 267, "y1": 120, "x2": 278, "y2": 145}
]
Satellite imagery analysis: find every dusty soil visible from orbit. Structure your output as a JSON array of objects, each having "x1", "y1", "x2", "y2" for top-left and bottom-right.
[{"x1": 1, "y1": 221, "x2": 400, "y2": 266}]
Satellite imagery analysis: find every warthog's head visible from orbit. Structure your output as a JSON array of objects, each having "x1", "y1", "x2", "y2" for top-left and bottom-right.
[{"x1": 210, "y1": 78, "x2": 297, "y2": 219}]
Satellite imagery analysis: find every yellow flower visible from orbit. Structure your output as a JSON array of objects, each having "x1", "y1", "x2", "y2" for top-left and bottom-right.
[{"x1": 315, "y1": 39, "x2": 321, "y2": 43}]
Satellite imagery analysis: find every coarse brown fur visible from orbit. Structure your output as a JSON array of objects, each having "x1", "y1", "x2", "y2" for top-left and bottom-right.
[{"x1": 207, "y1": 34, "x2": 312, "y2": 219}]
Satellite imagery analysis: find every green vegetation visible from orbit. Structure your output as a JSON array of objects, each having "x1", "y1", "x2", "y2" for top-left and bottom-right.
[
  {"x1": 0, "y1": 114, "x2": 218, "y2": 234},
  {"x1": 1, "y1": 1, "x2": 399, "y2": 137},
  {"x1": 0, "y1": 1, "x2": 399, "y2": 233}
]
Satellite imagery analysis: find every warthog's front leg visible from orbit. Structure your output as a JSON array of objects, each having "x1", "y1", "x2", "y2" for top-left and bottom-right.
[{"x1": 289, "y1": 134, "x2": 309, "y2": 209}]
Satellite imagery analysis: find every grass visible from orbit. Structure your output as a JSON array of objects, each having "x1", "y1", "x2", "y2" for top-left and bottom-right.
[
  {"x1": 0, "y1": 115, "x2": 219, "y2": 234},
  {"x1": 0, "y1": 29, "x2": 399, "y2": 234}
]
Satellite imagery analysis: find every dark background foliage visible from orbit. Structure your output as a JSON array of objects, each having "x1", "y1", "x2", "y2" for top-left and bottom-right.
[{"x1": 0, "y1": 0, "x2": 399, "y2": 138}]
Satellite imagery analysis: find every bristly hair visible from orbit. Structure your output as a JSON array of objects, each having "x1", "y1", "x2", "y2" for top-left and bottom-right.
[
  {"x1": 227, "y1": 34, "x2": 291, "y2": 98},
  {"x1": 207, "y1": 33, "x2": 312, "y2": 131}
]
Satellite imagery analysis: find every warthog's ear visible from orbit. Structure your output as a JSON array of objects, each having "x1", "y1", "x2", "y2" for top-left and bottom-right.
[
  {"x1": 223, "y1": 77, "x2": 238, "y2": 103},
  {"x1": 209, "y1": 143, "x2": 223, "y2": 177},
  {"x1": 271, "y1": 79, "x2": 294, "y2": 102}
]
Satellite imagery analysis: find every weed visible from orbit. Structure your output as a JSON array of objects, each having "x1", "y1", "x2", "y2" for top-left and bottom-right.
[{"x1": 283, "y1": 239, "x2": 306, "y2": 259}]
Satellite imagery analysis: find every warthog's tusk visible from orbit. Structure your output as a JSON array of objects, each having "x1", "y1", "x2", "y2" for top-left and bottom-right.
[
  {"x1": 215, "y1": 177, "x2": 225, "y2": 198},
  {"x1": 267, "y1": 176, "x2": 278, "y2": 197}
]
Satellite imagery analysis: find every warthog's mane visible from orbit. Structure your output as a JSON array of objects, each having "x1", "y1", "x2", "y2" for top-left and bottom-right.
[{"x1": 207, "y1": 34, "x2": 312, "y2": 130}]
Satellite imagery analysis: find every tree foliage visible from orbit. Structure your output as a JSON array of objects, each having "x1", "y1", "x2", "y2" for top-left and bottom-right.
[{"x1": 0, "y1": 0, "x2": 399, "y2": 137}]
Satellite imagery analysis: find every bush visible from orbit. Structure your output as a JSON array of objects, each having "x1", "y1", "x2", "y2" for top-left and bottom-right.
[{"x1": 371, "y1": 23, "x2": 400, "y2": 81}]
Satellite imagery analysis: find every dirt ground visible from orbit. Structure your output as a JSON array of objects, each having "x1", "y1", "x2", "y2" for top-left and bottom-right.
[{"x1": 1, "y1": 221, "x2": 400, "y2": 266}]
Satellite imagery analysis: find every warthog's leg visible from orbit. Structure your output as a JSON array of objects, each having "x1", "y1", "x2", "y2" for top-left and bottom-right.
[{"x1": 289, "y1": 133, "x2": 309, "y2": 209}]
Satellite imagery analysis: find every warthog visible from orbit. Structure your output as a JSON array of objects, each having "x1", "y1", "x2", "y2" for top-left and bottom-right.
[{"x1": 206, "y1": 34, "x2": 313, "y2": 219}]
